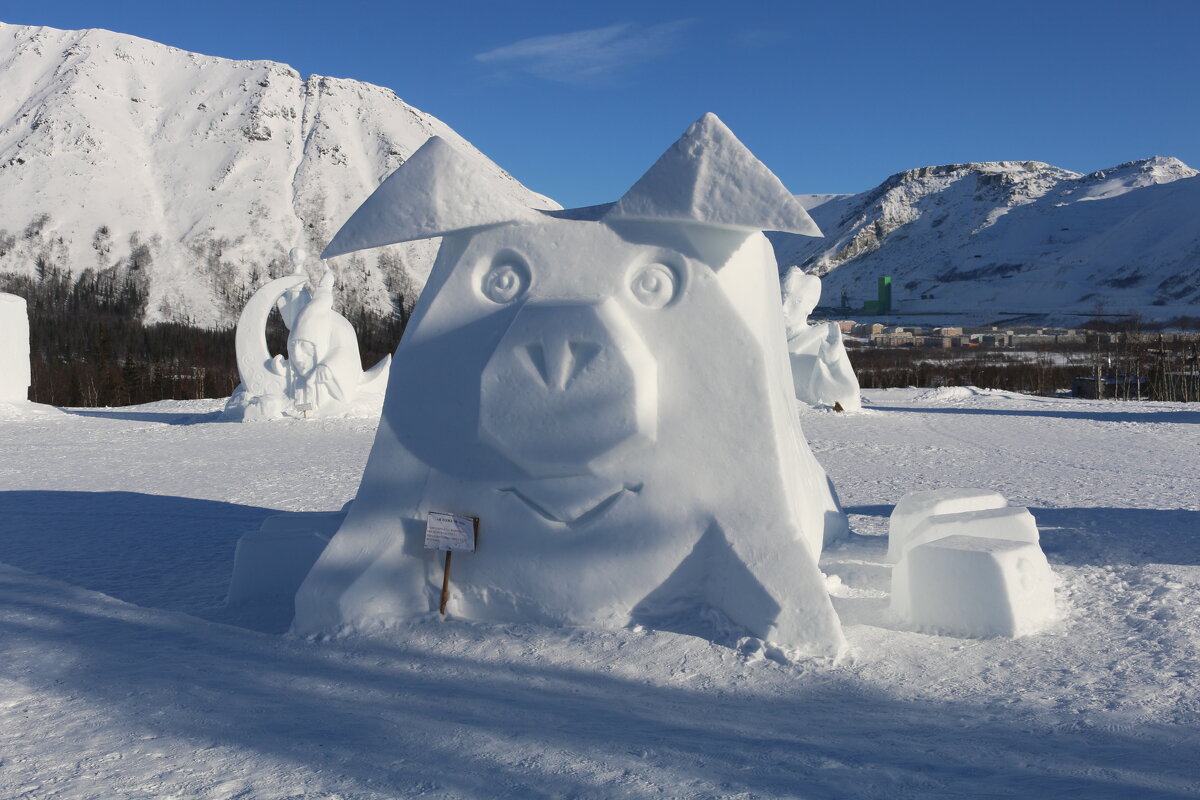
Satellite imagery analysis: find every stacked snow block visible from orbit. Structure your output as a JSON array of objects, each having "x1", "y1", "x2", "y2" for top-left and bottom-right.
[
  {"x1": 226, "y1": 508, "x2": 344, "y2": 607},
  {"x1": 889, "y1": 489, "x2": 1056, "y2": 638},
  {"x1": 0, "y1": 292, "x2": 31, "y2": 403}
]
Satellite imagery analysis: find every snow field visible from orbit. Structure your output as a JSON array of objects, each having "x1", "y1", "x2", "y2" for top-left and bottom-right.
[{"x1": 0, "y1": 389, "x2": 1197, "y2": 797}]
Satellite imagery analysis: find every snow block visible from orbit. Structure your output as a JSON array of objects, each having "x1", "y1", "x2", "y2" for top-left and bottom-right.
[
  {"x1": 888, "y1": 488, "x2": 1007, "y2": 562},
  {"x1": 0, "y1": 293, "x2": 31, "y2": 403},
  {"x1": 294, "y1": 113, "x2": 848, "y2": 658},
  {"x1": 891, "y1": 535, "x2": 1056, "y2": 637},
  {"x1": 226, "y1": 510, "x2": 343, "y2": 606}
]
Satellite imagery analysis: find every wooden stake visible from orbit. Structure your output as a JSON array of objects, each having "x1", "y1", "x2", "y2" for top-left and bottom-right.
[
  {"x1": 437, "y1": 517, "x2": 478, "y2": 618},
  {"x1": 439, "y1": 551, "x2": 453, "y2": 616}
]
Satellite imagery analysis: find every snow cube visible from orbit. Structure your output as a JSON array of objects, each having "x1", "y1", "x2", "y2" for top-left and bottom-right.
[
  {"x1": 226, "y1": 511, "x2": 341, "y2": 606},
  {"x1": 887, "y1": 488, "x2": 1007, "y2": 562},
  {"x1": 0, "y1": 293, "x2": 31, "y2": 403},
  {"x1": 891, "y1": 535, "x2": 1056, "y2": 637}
]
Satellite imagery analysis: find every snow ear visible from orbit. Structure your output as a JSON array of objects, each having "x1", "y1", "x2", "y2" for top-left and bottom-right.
[
  {"x1": 604, "y1": 113, "x2": 822, "y2": 237},
  {"x1": 322, "y1": 137, "x2": 541, "y2": 259}
]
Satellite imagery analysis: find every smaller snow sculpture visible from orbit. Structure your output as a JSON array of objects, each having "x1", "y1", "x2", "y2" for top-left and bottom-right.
[
  {"x1": 781, "y1": 269, "x2": 862, "y2": 412},
  {"x1": 225, "y1": 248, "x2": 391, "y2": 421},
  {"x1": 0, "y1": 292, "x2": 31, "y2": 404},
  {"x1": 889, "y1": 489, "x2": 1056, "y2": 637}
]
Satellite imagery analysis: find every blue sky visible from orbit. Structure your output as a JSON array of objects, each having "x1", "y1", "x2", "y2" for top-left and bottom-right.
[{"x1": 6, "y1": 1, "x2": 1199, "y2": 207}]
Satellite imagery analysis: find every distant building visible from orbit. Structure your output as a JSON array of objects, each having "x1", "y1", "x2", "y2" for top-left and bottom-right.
[
  {"x1": 859, "y1": 276, "x2": 893, "y2": 315},
  {"x1": 971, "y1": 333, "x2": 1012, "y2": 346},
  {"x1": 871, "y1": 332, "x2": 915, "y2": 347},
  {"x1": 1072, "y1": 375, "x2": 1149, "y2": 399}
]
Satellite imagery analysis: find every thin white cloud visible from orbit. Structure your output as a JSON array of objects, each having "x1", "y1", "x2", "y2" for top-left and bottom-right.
[{"x1": 475, "y1": 21, "x2": 689, "y2": 85}]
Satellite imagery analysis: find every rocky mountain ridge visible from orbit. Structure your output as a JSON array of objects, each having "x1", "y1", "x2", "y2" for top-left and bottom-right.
[
  {"x1": 0, "y1": 22, "x2": 554, "y2": 327},
  {"x1": 773, "y1": 156, "x2": 1200, "y2": 323},
  {"x1": 3, "y1": 22, "x2": 1195, "y2": 329}
]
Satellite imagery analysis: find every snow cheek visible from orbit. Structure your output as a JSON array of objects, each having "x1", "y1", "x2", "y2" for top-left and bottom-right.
[{"x1": 478, "y1": 298, "x2": 658, "y2": 477}]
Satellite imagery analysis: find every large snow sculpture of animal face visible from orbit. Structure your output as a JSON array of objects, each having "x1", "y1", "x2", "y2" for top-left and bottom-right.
[{"x1": 294, "y1": 114, "x2": 848, "y2": 658}]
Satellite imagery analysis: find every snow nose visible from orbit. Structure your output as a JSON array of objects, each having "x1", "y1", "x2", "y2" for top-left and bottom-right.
[
  {"x1": 479, "y1": 300, "x2": 657, "y2": 476},
  {"x1": 520, "y1": 339, "x2": 602, "y2": 391}
]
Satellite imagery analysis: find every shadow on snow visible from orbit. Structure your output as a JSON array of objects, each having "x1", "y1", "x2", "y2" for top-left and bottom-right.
[
  {"x1": 0, "y1": 490, "x2": 273, "y2": 617},
  {"x1": 62, "y1": 408, "x2": 227, "y2": 425},
  {"x1": 0, "y1": 565, "x2": 1196, "y2": 799},
  {"x1": 870, "y1": 405, "x2": 1200, "y2": 425}
]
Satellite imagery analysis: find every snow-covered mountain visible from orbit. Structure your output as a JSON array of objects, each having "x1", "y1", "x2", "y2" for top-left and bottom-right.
[
  {"x1": 0, "y1": 22, "x2": 555, "y2": 326},
  {"x1": 772, "y1": 157, "x2": 1200, "y2": 323}
]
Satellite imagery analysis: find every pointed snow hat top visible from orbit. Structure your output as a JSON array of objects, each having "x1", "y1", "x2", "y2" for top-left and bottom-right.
[
  {"x1": 322, "y1": 136, "x2": 540, "y2": 259},
  {"x1": 604, "y1": 113, "x2": 821, "y2": 237}
]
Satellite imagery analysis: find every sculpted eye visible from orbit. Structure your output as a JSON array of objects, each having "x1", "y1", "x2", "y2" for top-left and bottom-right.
[
  {"x1": 629, "y1": 262, "x2": 679, "y2": 309},
  {"x1": 481, "y1": 259, "x2": 529, "y2": 304}
]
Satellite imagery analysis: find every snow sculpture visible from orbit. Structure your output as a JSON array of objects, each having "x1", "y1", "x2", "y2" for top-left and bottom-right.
[
  {"x1": 224, "y1": 248, "x2": 390, "y2": 421},
  {"x1": 293, "y1": 114, "x2": 849, "y2": 658},
  {"x1": 0, "y1": 292, "x2": 31, "y2": 403},
  {"x1": 889, "y1": 490, "x2": 1056, "y2": 637},
  {"x1": 782, "y1": 269, "x2": 862, "y2": 412}
]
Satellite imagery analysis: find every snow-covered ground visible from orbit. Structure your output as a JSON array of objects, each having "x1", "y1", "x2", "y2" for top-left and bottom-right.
[{"x1": 1, "y1": 389, "x2": 1197, "y2": 798}]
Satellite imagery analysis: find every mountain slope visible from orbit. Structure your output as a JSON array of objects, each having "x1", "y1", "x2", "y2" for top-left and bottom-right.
[
  {"x1": 772, "y1": 157, "x2": 1200, "y2": 322},
  {"x1": 0, "y1": 22, "x2": 555, "y2": 326}
]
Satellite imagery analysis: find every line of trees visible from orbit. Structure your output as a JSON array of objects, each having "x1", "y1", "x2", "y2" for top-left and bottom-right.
[
  {"x1": 4, "y1": 264, "x2": 1196, "y2": 407},
  {"x1": 1080, "y1": 332, "x2": 1200, "y2": 402},
  {"x1": 851, "y1": 334, "x2": 1200, "y2": 401},
  {"x1": 1, "y1": 267, "x2": 405, "y2": 407},
  {"x1": 850, "y1": 347, "x2": 1080, "y2": 396}
]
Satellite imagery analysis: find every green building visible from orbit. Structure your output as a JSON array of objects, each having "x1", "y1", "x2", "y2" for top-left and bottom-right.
[{"x1": 860, "y1": 276, "x2": 892, "y2": 315}]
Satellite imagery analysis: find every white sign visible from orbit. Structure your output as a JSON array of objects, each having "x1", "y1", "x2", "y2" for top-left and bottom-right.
[{"x1": 424, "y1": 511, "x2": 477, "y2": 552}]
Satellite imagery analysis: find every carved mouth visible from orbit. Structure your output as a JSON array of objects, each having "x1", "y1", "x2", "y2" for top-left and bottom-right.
[{"x1": 499, "y1": 481, "x2": 643, "y2": 527}]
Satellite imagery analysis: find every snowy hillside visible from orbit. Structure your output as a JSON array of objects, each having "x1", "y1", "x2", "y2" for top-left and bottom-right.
[
  {"x1": 773, "y1": 158, "x2": 1200, "y2": 323},
  {"x1": 0, "y1": 22, "x2": 555, "y2": 326},
  {"x1": 1, "y1": 390, "x2": 1198, "y2": 797}
]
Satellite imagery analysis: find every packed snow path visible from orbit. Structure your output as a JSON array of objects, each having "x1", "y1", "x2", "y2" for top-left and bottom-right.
[{"x1": 1, "y1": 390, "x2": 1198, "y2": 798}]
